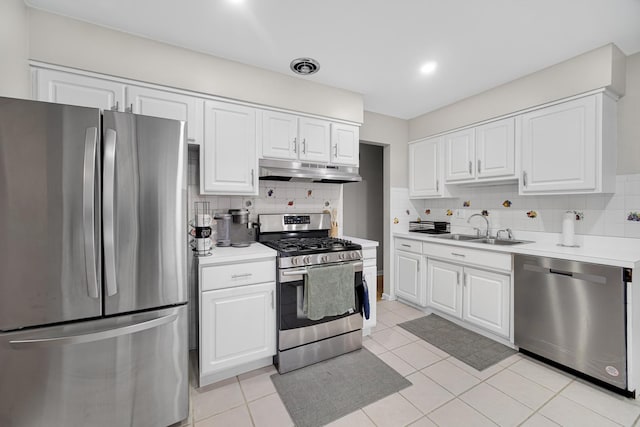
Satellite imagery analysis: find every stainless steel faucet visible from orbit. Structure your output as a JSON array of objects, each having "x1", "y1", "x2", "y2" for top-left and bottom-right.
[
  {"x1": 467, "y1": 213, "x2": 490, "y2": 238},
  {"x1": 497, "y1": 228, "x2": 513, "y2": 240}
]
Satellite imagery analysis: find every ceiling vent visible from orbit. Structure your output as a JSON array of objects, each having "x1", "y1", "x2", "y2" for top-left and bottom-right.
[{"x1": 290, "y1": 57, "x2": 320, "y2": 75}]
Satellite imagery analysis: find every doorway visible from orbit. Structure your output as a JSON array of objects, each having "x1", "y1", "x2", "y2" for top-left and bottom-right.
[{"x1": 343, "y1": 143, "x2": 384, "y2": 299}]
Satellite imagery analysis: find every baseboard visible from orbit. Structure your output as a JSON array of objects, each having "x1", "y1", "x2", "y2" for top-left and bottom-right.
[{"x1": 381, "y1": 293, "x2": 395, "y2": 301}]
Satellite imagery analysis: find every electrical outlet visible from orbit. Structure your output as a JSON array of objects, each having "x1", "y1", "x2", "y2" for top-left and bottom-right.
[{"x1": 455, "y1": 209, "x2": 466, "y2": 219}]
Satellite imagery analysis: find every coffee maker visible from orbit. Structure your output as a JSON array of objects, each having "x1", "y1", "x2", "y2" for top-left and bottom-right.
[{"x1": 229, "y1": 209, "x2": 256, "y2": 247}]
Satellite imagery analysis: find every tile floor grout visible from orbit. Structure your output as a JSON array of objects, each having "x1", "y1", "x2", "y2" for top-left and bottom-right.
[{"x1": 187, "y1": 299, "x2": 640, "y2": 427}]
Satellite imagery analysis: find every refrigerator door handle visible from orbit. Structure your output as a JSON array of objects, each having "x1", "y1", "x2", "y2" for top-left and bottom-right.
[
  {"x1": 83, "y1": 127, "x2": 99, "y2": 299},
  {"x1": 9, "y1": 313, "x2": 178, "y2": 348},
  {"x1": 103, "y1": 128, "x2": 118, "y2": 296}
]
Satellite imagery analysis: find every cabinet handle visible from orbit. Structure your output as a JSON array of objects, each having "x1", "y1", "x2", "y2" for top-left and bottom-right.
[
  {"x1": 401, "y1": 244, "x2": 411, "y2": 248},
  {"x1": 187, "y1": 138, "x2": 196, "y2": 142},
  {"x1": 468, "y1": 161, "x2": 472, "y2": 174},
  {"x1": 333, "y1": 145, "x2": 338, "y2": 158},
  {"x1": 417, "y1": 262, "x2": 420, "y2": 272},
  {"x1": 457, "y1": 271, "x2": 460, "y2": 285},
  {"x1": 251, "y1": 169, "x2": 255, "y2": 186},
  {"x1": 436, "y1": 179, "x2": 439, "y2": 191},
  {"x1": 126, "y1": 103, "x2": 133, "y2": 113},
  {"x1": 302, "y1": 138, "x2": 306, "y2": 154},
  {"x1": 523, "y1": 171, "x2": 528, "y2": 187},
  {"x1": 451, "y1": 252, "x2": 466, "y2": 257},
  {"x1": 464, "y1": 272, "x2": 468, "y2": 287},
  {"x1": 271, "y1": 290, "x2": 274, "y2": 309},
  {"x1": 477, "y1": 159, "x2": 481, "y2": 174},
  {"x1": 293, "y1": 137, "x2": 297, "y2": 153},
  {"x1": 231, "y1": 273, "x2": 253, "y2": 279},
  {"x1": 111, "y1": 101, "x2": 119, "y2": 111}
]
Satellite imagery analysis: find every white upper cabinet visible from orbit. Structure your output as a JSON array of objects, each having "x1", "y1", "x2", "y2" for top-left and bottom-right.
[
  {"x1": 126, "y1": 85, "x2": 203, "y2": 145},
  {"x1": 445, "y1": 128, "x2": 476, "y2": 182},
  {"x1": 475, "y1": 117, "x2": 516, "y2": 179},
  {"x1": 201, "y1": 100, "x2": 258, "y2": 195},
  {"x1": 34, "y1": 68, "x2": 124, "y2": 111},
  {"x1": 519, "y1": 93, "x2": 615, "y2": 195},
  {"x1": 299, "y1": 118, "x2": 331, "y2": 163},
  {"x1": 331, "y1": 123, "x2": 359, "y2": 166},
  {"x1": 409, "y1": 137, "x2": 446, "y2": 198},
  {"x1": 261, "y1": 111, "x2": 298, "y2": 160},
  {"x1": 444, "y1": 118, "x2": 516, "y2": 184}
]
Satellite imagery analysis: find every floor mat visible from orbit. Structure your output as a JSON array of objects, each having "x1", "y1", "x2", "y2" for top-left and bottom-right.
[
  {"x1": 398, "y1": 314, "x2": 516, "y2": 371},
  {"x1": 271, "y1": 348, "x2": 411, "y2": 427}
]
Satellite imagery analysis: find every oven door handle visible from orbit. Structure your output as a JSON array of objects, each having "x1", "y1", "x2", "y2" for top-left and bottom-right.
[{"x1": 281, "y1": 261, "x2": 363, "y2": 276}]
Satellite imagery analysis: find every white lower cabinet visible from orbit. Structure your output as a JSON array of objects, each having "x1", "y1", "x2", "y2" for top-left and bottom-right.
[
  {"x1": 200, "y1": 281, "x2": 275, "y2": 383},
  {"x1": 463, "y1": 267, "x2": 510, "y2": 337},
  {"x1": 394, "y1": 250, "x2": 426, "y2": 306},
  {"x1": 363, "y1": 263, "x2": 377, "y2": 333},
  {"x1": 427, "y1": 259, "x2": 463, "y2": 318},
  {"x1": 426, "y1": 258, "x2": 510, "y2": 338}
]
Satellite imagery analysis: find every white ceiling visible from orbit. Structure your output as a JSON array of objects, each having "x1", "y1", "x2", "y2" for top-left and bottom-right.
[{"x1": 25, "y1": 0, "x2": 640, "y2": 119}]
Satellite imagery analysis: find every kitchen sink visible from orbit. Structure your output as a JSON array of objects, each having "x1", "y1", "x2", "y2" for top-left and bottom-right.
[
  {"x1": 469, "y1": 238, "x2": 531, "y2": 245},
  {"x1": 433, "y1": 234, "x2": 479, "y2": 241}
]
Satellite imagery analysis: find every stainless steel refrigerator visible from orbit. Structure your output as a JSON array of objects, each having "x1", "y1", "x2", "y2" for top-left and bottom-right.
[{"x1": 0, "y1": 97, "x2": 188, "y2": 427}]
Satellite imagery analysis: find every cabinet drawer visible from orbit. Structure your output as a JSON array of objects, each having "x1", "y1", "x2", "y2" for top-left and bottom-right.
[
  {"x1": 395, "y1": 238, "x2": 422, "y2": 254},
  {"x1": 201, "y1": 260, "x2": 275, "y2": 291},
  {"x1": 422, "y1": 242, "x2": 511, "y2": 272}
]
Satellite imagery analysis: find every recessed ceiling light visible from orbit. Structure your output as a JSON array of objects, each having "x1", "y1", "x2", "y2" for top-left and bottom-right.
[
  {"x1": 290, "y1": 58, "x2": 320, "y2": 75},
  {"x1": 228, "y1": 0, "x2": 244, "y2": 4},
  {"x1": 420, "y1": 61, "x2": 438, "y2": 75}
]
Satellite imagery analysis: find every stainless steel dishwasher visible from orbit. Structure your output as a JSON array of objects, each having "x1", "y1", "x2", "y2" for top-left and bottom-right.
[{"x1": 514, "y1": 254, "x2": 631, "y2": 391}]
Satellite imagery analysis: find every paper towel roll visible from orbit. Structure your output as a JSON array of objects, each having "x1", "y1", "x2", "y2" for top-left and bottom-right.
[{"x1": 562, "y1": 211, "x2": 575, "y2": 246}]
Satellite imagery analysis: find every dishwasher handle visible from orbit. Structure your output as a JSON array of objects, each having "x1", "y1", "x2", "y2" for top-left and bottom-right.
[{"x1": 549, "y1": 269, "x2": 573, "y2": 277}]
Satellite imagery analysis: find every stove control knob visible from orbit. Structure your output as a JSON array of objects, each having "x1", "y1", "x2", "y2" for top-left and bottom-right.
[
  {"x1": 292, "y1": 257, "x2": 299, "y2": 266},
  {"x1": 304, "y1": 256, "x2": 311, "y2": 264},
  {"x1": 350, "y1": 252, "x2": 358, "y2": 260},
  {"x1": 338, "y1": 253, "x2": 346, "y2": 260},
  {"x1": 321, "y1": 255, "x2": 329, "y2": 263}
]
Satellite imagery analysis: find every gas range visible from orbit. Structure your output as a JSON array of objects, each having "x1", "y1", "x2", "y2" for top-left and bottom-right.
[{"x1": 257, "y1": 214, "x2": 363, "y2": 269}]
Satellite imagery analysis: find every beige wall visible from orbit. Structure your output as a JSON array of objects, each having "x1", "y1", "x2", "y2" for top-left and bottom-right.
[
  {"x1": 27, "y1": 9, "x2": 363, "y2": 123},
  {"x1": 409, "y1": 44, "x2": 626, "y2": 141},
  {"x1": 359, "y1": 110, "x2": 409, "y2": 295},
  {"x1": 0, "y1": 0, "x2": 30, "y2": 98},
  {"x1": 618, "y1": 52, "x2": 640, "y2": 174},
  {"x1": 360, "y1": 111, "x2": 409, "y2": 188}
]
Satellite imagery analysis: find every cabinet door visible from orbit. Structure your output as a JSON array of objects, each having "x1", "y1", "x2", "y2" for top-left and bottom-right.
[
  {"x1": 200, "y1": 282, "x2": 276, "y2": 376},
  {"x1": 394, "y1": 251, "x2": 424, "y2": 306},
  {"x1": 201, "y1": 100, "x2": 258, "y2": 195},
  {"x1": 476, "y1": 117, "x2": 515, "y2": 179},
  {"x1": 444, "y1": 128, "x2": 475, "y2": 182},
  {"x1": 363, "y1": 264, "x2": 377, "y2": 333},
  {"x1": 409, "y1": 137, "x2": 441, "y2": 198},
  {"x1": 34, "y1": 68, "x2": 124, "y2": 111},
  {"x1": 462, "y1": 267, "x2": 510, "y2": 337},
  {"x1": 330, "y1": 123, "x2": 359, "y2": 166},
  {"x1": 299, "y1": 117, "x2": 331, "y2": 163},
  {"x1": 427, "y1": 259, "x2": 462, "y2": 318},
  {"x1": 520, "y1": 95, "x2": 597, "y2": 193},
  {"x1": 126, "y1": 85, "x2": 202, "y2": 145},
  {"x1": 262, "y1": 111, "x2": 298, "y2": 160}
]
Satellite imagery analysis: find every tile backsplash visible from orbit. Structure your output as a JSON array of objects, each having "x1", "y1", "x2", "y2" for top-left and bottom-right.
[
  {"x1": 391, "y1": 174, "x2": 640, "y2": 239},
  {"x1": 187, "y1": 148, "x2": 343, "y2": 225}
]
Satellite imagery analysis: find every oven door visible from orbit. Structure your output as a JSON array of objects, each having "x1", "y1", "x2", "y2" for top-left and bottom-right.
[{"x1": 278, "y1": 260, "x2": 363, "y2": 329}]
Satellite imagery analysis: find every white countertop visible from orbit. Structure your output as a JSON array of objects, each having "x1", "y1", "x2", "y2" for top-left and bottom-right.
[
  {"x1": 195, "y1": 242, "x2": 277, "y2": 266},
  {"x1": 343, "y1": 236, "x2": 379, "y2": 249},
  {"x1": 394, "y1": 231, "x2": 640, "y2": 270}
]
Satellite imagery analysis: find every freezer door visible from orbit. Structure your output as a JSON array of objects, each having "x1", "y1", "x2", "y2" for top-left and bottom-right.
[
  {"x1": 0, "y1": 305, "x2": 188, "y2": 427},
  {"x1": 0, "y1": 97, "x2": 102, "y2": 331},
  {"x1": 102, "y1": 111, "x2": 187, "y2": 314}
]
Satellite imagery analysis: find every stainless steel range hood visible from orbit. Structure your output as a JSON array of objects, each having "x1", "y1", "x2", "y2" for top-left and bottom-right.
[{"x1": 259, "y1": 158, "x2": 362, "y2": 183}]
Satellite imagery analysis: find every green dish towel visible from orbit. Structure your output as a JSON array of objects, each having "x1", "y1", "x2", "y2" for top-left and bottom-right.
[{"x1": 303, "y1": 263, "x2": 355, "y2": 321}]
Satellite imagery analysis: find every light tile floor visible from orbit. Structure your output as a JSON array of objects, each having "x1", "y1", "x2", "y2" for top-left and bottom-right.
[{"x1": 180, "y1": 299, "x2": 640, "y2": 427}]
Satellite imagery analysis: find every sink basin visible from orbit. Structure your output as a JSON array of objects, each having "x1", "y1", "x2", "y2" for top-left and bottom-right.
[
  {"x1": 469, "y1": 238, "x2": 531, "y2": 246},
  {"x1": 433, "y1": 234, "x2": 479, "y2": 241}
]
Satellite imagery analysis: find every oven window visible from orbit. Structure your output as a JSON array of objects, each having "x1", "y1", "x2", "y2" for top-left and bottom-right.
[{"x1": 278, "y1": 271, "x2": 363, "y2": 330}]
